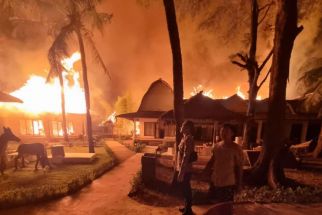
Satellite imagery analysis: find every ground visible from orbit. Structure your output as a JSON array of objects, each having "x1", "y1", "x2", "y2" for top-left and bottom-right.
[{"x1": 1, "y1": 140, "x2": 322, "y2": 215}]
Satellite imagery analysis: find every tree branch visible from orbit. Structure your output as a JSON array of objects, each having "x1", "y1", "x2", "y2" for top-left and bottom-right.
[
  {"x1": 258, "y1": 48, "x2": 273, "y2": 72},
  {"x1": 258, "y1": 68, "x2": 271, "y2": 89},
  {"x1": 237, "y1": 52, "x2": 247, "y2": 63},
  {"x1": 258, "y1": 2, "x2": 273, "y2": 25},
  {"x1": 259, "y1": 1, "x2": 274, "y2": 12},
  {"x1": 231, "y1": 60, "x2": 247, "y2": 69}
]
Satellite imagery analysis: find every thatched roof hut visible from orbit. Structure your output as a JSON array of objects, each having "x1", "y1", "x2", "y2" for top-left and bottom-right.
[{"x1": 117, "y1": 79, "x2": 173, "y2": 120}]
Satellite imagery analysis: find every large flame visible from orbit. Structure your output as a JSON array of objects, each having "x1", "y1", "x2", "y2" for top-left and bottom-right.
[
  {"x1": 191, "y1": 84, "x2": 263, "y2": 100},
  {"x1": 0, "y1": 52, "x2": 86, "y2": 114},
  {"x1": 191, "y1": 84, "x2": 215, "y2": 98},
  {"x1": 107, "y1": 111, "x2": 117, "y2": 124},
  {"x1": 236, "y1": 86, "x2": 246, "y2": 99},
  {"x1": 236, "y1": 86, "x2": 262, "y2": 100}
]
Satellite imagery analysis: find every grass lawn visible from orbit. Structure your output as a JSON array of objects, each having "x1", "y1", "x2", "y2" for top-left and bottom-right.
[{"x1": 0, "y1": 145, "x2": 116, "y2": 209}]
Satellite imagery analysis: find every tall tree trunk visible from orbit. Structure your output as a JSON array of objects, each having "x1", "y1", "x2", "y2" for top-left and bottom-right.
[
  {"x1": 76, "y1": 29, "x2": 95, "y2": 153},
  {"x1": 243, "y1": 0, "x2": 259, "y2": 149},
  {"x1": 251, "y1": 0, "x2": 303, "y2": 187},
  {"x1": 58, "y1": 72, "x2": 69, "y2": 143},
  {"x1": 313, "y1": 123, "x2": 322, "y2": 158},
  {"x1": 163, "y1": 0, "x2": 184, "y2": 164}
]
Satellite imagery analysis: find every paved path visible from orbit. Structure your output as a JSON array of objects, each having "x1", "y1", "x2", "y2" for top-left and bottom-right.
[
  {"x1": 105, "y1": 140, "x2": 135, "y2": 163},
  {"x1": 1, "y1": 140, "x2": 322, "y2": 215}
]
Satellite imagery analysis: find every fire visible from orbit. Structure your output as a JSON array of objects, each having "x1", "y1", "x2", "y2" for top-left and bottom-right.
[
  {"x1": 191, "y1": 84, "x2": 214, "y2": 98},
  {"x1": 190, "y1": 85, "x2": 263, "y2": 100},
  {"x1": 0, "y1": 52, "x2": 86, "y2": 114},
  {"x1": 107, "y1": 111, "x2": 117, "y2": 124},
  {"x1": 236, "y1": 86, "x2": 262, "y2": 100},
  {"x1": 135, "y1": 121, "x2": 140, "y2": 135},
  {"x1": 236, "y1": 86, "x2": 246, "y2": 99}
]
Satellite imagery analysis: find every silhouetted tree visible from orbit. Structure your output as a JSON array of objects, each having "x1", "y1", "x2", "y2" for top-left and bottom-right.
[
  {"x1": 251, "y1": 0, "x2": 303, "y2": 187},
  {"x1": 47, "y1": 0, "x2": 112, "y2": 153},
  {"x1": 231, "y1": 0, "x2": 274, "y2": 149},
  {"x1": 163, "y1": 0, "x2": 184, "y2": 161}
]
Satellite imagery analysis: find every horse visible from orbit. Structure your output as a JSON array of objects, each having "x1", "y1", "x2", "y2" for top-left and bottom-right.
[
  {"x1": 15, "y1": 143, "x2": 51, "y2": 171},
  {"x1": 0, "y1": 127, "x2": 21, "y2": 175}
]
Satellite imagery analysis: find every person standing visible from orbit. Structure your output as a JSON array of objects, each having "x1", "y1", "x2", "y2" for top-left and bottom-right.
[
  {"x1": 177, "y1": 120, "x2": 195, "y2": 215},
  {"x1": 205, "y1": 123, "x2": 244, "y2": 203}
]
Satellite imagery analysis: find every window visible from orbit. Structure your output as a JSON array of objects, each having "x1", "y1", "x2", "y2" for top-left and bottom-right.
[
  {"x1": 144, "y1": 122, "x2": 156, "y2": 136},
  {"x1": 68, "y1": 122, "x2": 74, "y2": 135},
  {"x1": 20, "y1": 119, "x2": 45, "y2": 136},
  {"x1": 52, "y1": 121, "x2": 75, "y2": 136},
  {"x1": 52, "y1": 121, "x2": 63, "y2": 137}
]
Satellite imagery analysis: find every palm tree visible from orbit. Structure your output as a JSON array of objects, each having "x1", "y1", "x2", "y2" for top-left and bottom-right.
[
  {"x1": 47, "y1": 0, "x2": 112, "y2": 153},
  {"x1": 163, "y1": 0, "x2": 184, "y2": 162},
  {"x1": 47, "y1": 48, "x2": 70, "y2": 143}
]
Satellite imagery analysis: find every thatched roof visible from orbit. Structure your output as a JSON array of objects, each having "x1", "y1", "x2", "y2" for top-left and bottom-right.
[
  {"x1": 117, "y1": 79, "x2": 173, "y2": 120},
  {"x1": 161, "y1": 92, "x2": 245, "y2": 121},
  {"x1": 117, "y1": 111, "x2": 165, "y2": 120},
  {"x1": 0, "y1": 91, "x2": 23, "y2": 103},
  {"x1": 138, "y1": 79, "x2": 173, "y2": 112}
]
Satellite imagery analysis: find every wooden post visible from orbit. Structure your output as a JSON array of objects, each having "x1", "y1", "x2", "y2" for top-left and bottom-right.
[
  {"x1": 256, "y1": 120, "x2": 263, "y2": 144},
  {"x1": 300, "y1": 121, "x2": 309, "y2": 143}
]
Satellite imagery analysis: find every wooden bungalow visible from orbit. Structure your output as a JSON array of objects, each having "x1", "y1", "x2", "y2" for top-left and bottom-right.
[
  {"x1": 0, "y1": 110, "x2": 86, "y2": 143},
  {"x1": 117, "y1": 79, "x2": 175, "y2": 146},
  {"x1": 161, "y1": 92, "x2": 245, "y2": 145},
  {"x1": 118, "y1": 79, "x2": 321, "y2": 152},
  {"x1": 221, "y1": 94, "x2": 321, "y2": 145}
]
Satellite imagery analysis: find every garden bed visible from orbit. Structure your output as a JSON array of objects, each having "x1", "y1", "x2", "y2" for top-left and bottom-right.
[
  {"x1": 0, "y1": 145, "x2": 116, "y2": 209},
  {"x1": 129, "y1": 168, "x2": 322, "y2": 207}
]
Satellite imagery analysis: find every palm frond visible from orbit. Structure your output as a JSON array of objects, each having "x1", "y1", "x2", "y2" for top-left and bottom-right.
[
  {"x1": 298, "y1": 66, "x2": 322, "y2": 82},
  {"x1": 47, "y1": 22, "x2": 75, "y2": 81},
  {"x1": 82, "y1": 27, "x2": 111, "y2": 79},
  {"x1": 83, "y1": 8, "x2": 112, "y2": 33},
  {"x1": 298, "y1": 66, "x2": 322, "y2": 94}
]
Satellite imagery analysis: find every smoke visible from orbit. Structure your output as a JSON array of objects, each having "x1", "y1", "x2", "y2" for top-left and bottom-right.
[
  {"x1": 0, "y1": 0, "x2": 321, "y2": 121},
  {"x1": 288, "y1": 0, "x2": 322, "y2": 98}
]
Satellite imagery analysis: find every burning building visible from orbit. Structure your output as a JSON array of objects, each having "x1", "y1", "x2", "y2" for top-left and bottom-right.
[
  {"x1": 118, "y1": 79, "x2": 321, "y2": 149},
  {"x1": 0, "y1": 53, "x2": 86, "y2": 143}
]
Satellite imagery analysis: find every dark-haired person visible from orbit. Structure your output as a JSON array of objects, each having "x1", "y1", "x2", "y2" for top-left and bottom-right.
[
  {"x1": 205, "y1": 124, "x2": 243, "y2": 204},
  {"x1": 177, "y1": 120, "x2": 195, "y2": 215}
]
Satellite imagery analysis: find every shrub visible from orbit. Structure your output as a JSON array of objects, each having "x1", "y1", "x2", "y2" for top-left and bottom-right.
[
  {"x1": 128, "y1": 170, "x2": 144, "y2": 197},
  {"x1": 235, "y1": 185, "x2": 322, "y2": 203}
]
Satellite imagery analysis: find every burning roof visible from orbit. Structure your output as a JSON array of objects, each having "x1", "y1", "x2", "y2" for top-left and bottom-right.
[
  {"x1": 0, "y1": 91, "x2": 23, "y2": 103},
  {"x1": 161, "y1": 92, "x2": 245, "y2": 121}
]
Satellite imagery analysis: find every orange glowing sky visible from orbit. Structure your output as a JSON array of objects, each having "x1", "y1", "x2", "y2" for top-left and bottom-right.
[{"x1": 0, "y1": 0, "x2": 321, "y2": 116}]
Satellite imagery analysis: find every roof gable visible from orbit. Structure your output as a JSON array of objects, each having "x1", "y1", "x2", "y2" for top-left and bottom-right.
[{"x1": 138, "y1": 79, "x2": 173, "y2": 112}]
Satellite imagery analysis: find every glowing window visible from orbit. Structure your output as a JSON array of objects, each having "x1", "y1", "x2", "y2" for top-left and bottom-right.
[
  {"x1": 52, "y1": 121, "x2": 63, "y2": 137},
  {"x1": 19, "y1": 119, "x2": 45, "y2": 136}
]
